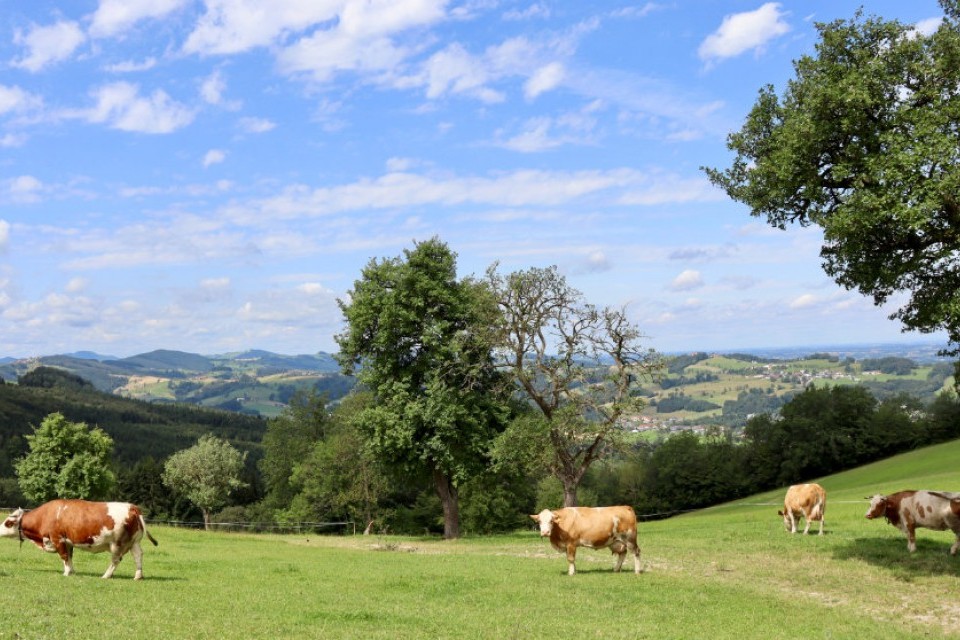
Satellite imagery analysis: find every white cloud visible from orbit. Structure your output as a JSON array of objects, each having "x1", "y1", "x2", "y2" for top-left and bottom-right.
[
  {"x1": 912, "y1": 17, "x2": 943, "y2": 37},
  {"x1": 90, "y1": 0, "x2": 190, "y2": 38},
  {"x1": 0, "y1": 220, "x2": 9, "y2": 252},
  {"x1": 698, "y1": 3, "x2": 790, "y2": 63},
  {"x1": 524, "y1": 62, "x2": 565, "y2": 100},
  {"x1": 81, "y1": 82, "x2": 196, "y2": 133},
  {"x1": 204, "y1": 149, "x2": 227, "y2": 167},
  {"x1": 12, "y1": 21, "x2": 86, "y2": 72},
  {"x1": 6, "y1": 176, "x2": 44, "y2": 203},
  {"x1": 65, "y1": 277, "x2": 88, "y2": 293},
  {"x1": 0, "y1": 85, "x2": 40, "y2": 115},
  {"x1": 277, "y1": 0, "x2": 447, "y2": 82},
  {"x1": 670, "y1": 269, "x2": 704, "y2": 292},
  {"x1": 238, "y1": 117, "x2": 276, "y2": 133},
  {"x1": 104, "y1": 57, "x2": 158, "y2": 73},
  {"x1": 184, "y1": 0, "x2": 326, "y2": 55},
  {"x1": 789, "y1": 293, "x2": 818, "y2": 309},
  {"x1": 201, "y1": 70, "x2": 227, "y2": 105},
  {"x1": 503, "y1": 3, "x2": 550, "y2": 21}
]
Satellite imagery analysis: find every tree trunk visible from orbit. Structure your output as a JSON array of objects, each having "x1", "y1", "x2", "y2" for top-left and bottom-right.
[
  {"x1": 433, "y1": 468, "x2": 460, "y2": 539},
  {"x1": 562, "y1": 481, "x2": 578, "y2": 507},
  {"x1": 202, "y1": 508, "x2": 211, "y2": 531}
]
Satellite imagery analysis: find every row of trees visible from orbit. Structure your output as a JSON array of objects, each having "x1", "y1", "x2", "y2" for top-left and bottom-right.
[
  {"x1": 15, "y1": 412, "x2": 248, "y2": 530},
  {"x1": 333, "y1": 238, "x2": 664, "y2": 537}
]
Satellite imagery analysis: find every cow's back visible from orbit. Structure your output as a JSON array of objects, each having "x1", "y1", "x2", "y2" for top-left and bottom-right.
[{"x1": 551, "y1": 506, "x2": 637, "y2": 548}]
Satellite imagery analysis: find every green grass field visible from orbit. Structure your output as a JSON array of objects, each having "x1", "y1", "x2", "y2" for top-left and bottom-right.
[{"x1": 2, "y1": 440, "x2": 959, "y2": 639}]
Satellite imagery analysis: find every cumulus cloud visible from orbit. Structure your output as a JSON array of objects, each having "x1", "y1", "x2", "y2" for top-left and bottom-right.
[
  {"x1": 670, "y1": 269, "x2": 704, "y2": 292},
  {"x1": 80, "y1": 82, "x2": 196, "y2": 133},
  {"x1": 524, "y1": 62, "x2": 565, "y2": 100},
  {"x1": 238, "y1": 117, "x2": 276, "y2": 133},
  {"x1": 90, "y1": 0, "x2": 190, "y2": 38},
  {"x1": 12, "y1": 21, "x2": 86, "y2": 72},
  {"x1": 203, "y1": 149, "x2": 226, "y2": 167},
  {"x1": 0, "y1": 85, "x2": 41, "y2": 115},
  {"x1": 698, "y1": 3, "x2": 790, "y2": 64}
]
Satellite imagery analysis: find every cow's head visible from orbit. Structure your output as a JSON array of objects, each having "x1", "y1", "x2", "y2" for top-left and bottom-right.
[
  {"x1": 0, "y1": 508, "x2": 24, "y2": 538},
  {"x1": 864, "y1": 495, "x2": 887, "y2": 520},
  {"x1": 776, "y1": 508, "x2": 791, "y2": 531},
  {"x1": 529, "y1": 509, "x2": 557, "y2": 537}
]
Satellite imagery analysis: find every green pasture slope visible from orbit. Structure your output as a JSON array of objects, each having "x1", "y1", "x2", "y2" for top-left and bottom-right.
[{"x1": 1, "y1": 441, "x2": 959, "y2": 639}]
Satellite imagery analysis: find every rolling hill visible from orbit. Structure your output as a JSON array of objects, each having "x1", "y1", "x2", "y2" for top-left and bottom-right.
[{"x1": 0, "y1": 349, "x2": 351, "y2": 418}]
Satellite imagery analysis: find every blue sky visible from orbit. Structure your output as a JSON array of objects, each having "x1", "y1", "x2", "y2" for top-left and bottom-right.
[{"x1": 0, "y1": 0, "x2": 949, "y2": 358}]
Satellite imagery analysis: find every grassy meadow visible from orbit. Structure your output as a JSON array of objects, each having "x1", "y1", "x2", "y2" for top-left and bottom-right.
[{"x1": 1, "y1": 440, "x2": 959, "y2": 639}]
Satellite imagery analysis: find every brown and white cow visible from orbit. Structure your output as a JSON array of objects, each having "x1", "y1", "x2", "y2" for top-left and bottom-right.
[
  {"x1": 530, "y1": 506, "x2": 641, "y2": 576},
  {"x1": 865, "y1": 490, "x2": 960, "y2": 555},
  {"x1": 0, "y1": 499, "x2": 158, "y2": 579},
  {"x1": 778, "y1": 483, "x2": 826, "y2": 535}
]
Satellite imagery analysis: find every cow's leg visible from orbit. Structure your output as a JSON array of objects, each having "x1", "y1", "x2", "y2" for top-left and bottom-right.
[
  {"x1": 951, "y1": 535, "x2": 959, "y2": 556},
  {"x1": 801, "y1": 510, "x2": 811, "y2": 535},
  {"x1": 612, "y1": 542, "x2": 626, "y2": 573},
  {"x1": 101, "y1": 543, "x2": 122, "y2": 579},
  {"x1": 628, "y1": 536, "x2": 641, "y2": 574},
  {"x1": 787, "y1": 510, "x2": 797, "y2": 534},
  {"x1": 817, "y1": 515, "x2": 824, "y2": 536},
  {"x1": 54, "y1": 540, "x2": 74, "y2": 577},
  {"x1": 131, "y1": 541, "x2": 144, "y2": 580},
  {"x1": 906, "y1": 524, "x2": 917, "y2": 553},
  {"x1": 565, "y1": 543, "x2": 577, "y2": 576}
]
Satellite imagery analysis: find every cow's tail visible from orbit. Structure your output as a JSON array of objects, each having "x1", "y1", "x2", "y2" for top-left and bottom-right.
[
  {"x1": 812, "y1": 493, "x2": 826, "y2": 521},
  {"x1": 140, "y1": 515, "x2": 159, "y2": 546}
]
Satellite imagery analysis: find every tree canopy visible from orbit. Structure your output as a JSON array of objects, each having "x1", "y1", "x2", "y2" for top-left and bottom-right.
[
  {"x1": 336, "y1": 237, "x2": 509, "y2": 539},
  {"x1": 486, "y1": 264, "x2": 663, "y2": 507},
  {"x1": 16, "y1": 412, "x2": 116, "y2": 503},
  {"x1": 704, "y1": 1, "x2": 960, "y2": 356},
  {"x1": 162, "y1": 434, "x2": 247, "y2": 529}
]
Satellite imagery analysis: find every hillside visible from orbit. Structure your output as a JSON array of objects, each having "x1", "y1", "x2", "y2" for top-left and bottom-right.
[
  {"x1": 636, "y1": 350, "x2": 955, "y2": 432},
  {"x1": 0, "y1": 349, "x2": 351, "y2": 418},
  {"x1": 0, "y1": 372, "x2": 266, "y2": 477}
]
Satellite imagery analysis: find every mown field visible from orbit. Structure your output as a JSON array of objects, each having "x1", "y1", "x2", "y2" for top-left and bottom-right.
[{"x1": 1, "y1": 440, "x2": 959, "y2": 639}]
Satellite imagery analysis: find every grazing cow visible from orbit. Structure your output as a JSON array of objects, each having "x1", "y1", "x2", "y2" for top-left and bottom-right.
[
  {"x1": 0, "y1": 500, "x2": 158, "y2": 579},
  {"x1": 530, "y1": 506, "x2": 640, "y2": 576},
  {"x1": 865, "y1": 490, "x2": 960, "y2": 555},
  {"x1": 778, "y1": 483, "x2": 826, "y2": 535}
]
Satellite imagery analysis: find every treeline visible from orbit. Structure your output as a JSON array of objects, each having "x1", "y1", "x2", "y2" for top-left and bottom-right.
[
  {"x1": 181, "y1": 383, "x2": 960, "y2": 534},
  {"x1": 0, "y1": 367, "x2": 266, "y2": 511}
]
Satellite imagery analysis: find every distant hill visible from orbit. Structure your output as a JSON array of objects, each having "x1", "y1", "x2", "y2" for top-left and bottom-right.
[
  {"x1": 0, "y1": 369, "x2": 266, "y2": 477},
  {"x1": 0, "y1": 349, "x2": 352, "y2": 418}
]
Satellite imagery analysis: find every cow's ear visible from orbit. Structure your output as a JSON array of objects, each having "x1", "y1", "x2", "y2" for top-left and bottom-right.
[{"x1": 529, "y1": 514, "x2": 538, "y2": 521}]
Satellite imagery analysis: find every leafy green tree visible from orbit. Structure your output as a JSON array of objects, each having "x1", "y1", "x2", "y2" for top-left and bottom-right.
[
  {"x1": 705, "y1": 2, "x2": 960, "y2": 358},
  {"x1": 280, "y1": 392, "x2": 389, "y2": 533},
  {"x1": 259, "y1": 390, "x2": 331, "y2": 509},
  {"x1": 162, "y1": 434, "x2": 247, "y2": 530},
  {"x1": 336, "y1": 238, "x2": 509, "y2": 539},
  {"x1": 15, "y1": 412, "x2": 117, "y2": 503},
  {"x1": 486, "y1": 265, "x2": 663, "y2": 507}
]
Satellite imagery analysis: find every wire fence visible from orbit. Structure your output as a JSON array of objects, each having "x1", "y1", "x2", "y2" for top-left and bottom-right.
[{"x1": 148, "y1": 519, "x2": 357, "y2": 535}]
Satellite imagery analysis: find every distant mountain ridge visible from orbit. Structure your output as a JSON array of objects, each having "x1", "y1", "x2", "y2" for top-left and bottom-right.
[{"x1": 0, "y1": 349, "x2": 349, "y2": 418}]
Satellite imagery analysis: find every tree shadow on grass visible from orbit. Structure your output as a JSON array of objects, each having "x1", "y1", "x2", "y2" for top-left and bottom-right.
[{"x1": 831, "y1": 536, "x2": 960, "y2": 580}]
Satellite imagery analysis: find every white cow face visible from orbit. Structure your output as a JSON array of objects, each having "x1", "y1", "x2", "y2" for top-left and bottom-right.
[
  {"x1": 529, "y1": 509, "x2": 556, "y2": 537},
  {"x1": 0, "y1": 508, "x2": 24, "y2": 538},
  {"x1": 865, "y1": 495, "x2": 886, "y2": 519}
]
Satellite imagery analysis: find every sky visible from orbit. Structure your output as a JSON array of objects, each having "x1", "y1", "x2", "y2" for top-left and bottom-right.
[{"x1": 0, "y1": 0, "x2": 951, "y2": 359}]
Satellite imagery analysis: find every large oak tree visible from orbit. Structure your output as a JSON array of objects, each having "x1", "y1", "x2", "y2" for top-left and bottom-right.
[
  {"x1": 336, "y1": 238, "x2": 508, "y2": 539},
  {"x1": 705, "y1": 1, "x2": 960, "y2": 358}
]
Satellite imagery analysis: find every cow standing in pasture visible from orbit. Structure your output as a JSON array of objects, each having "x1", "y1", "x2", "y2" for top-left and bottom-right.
[
  {"x1": 778, "y1": 483, "x2": 826, "y2": 535},
  {"x1": 0, "y1": 500, "x2": 158, "y2": 579},
  {"x1": 530, "y1": 506, "x2": 641, "y2": 576},
  {"x1": 865, "y1": 490, "x2": 960, "y2": 555}
]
